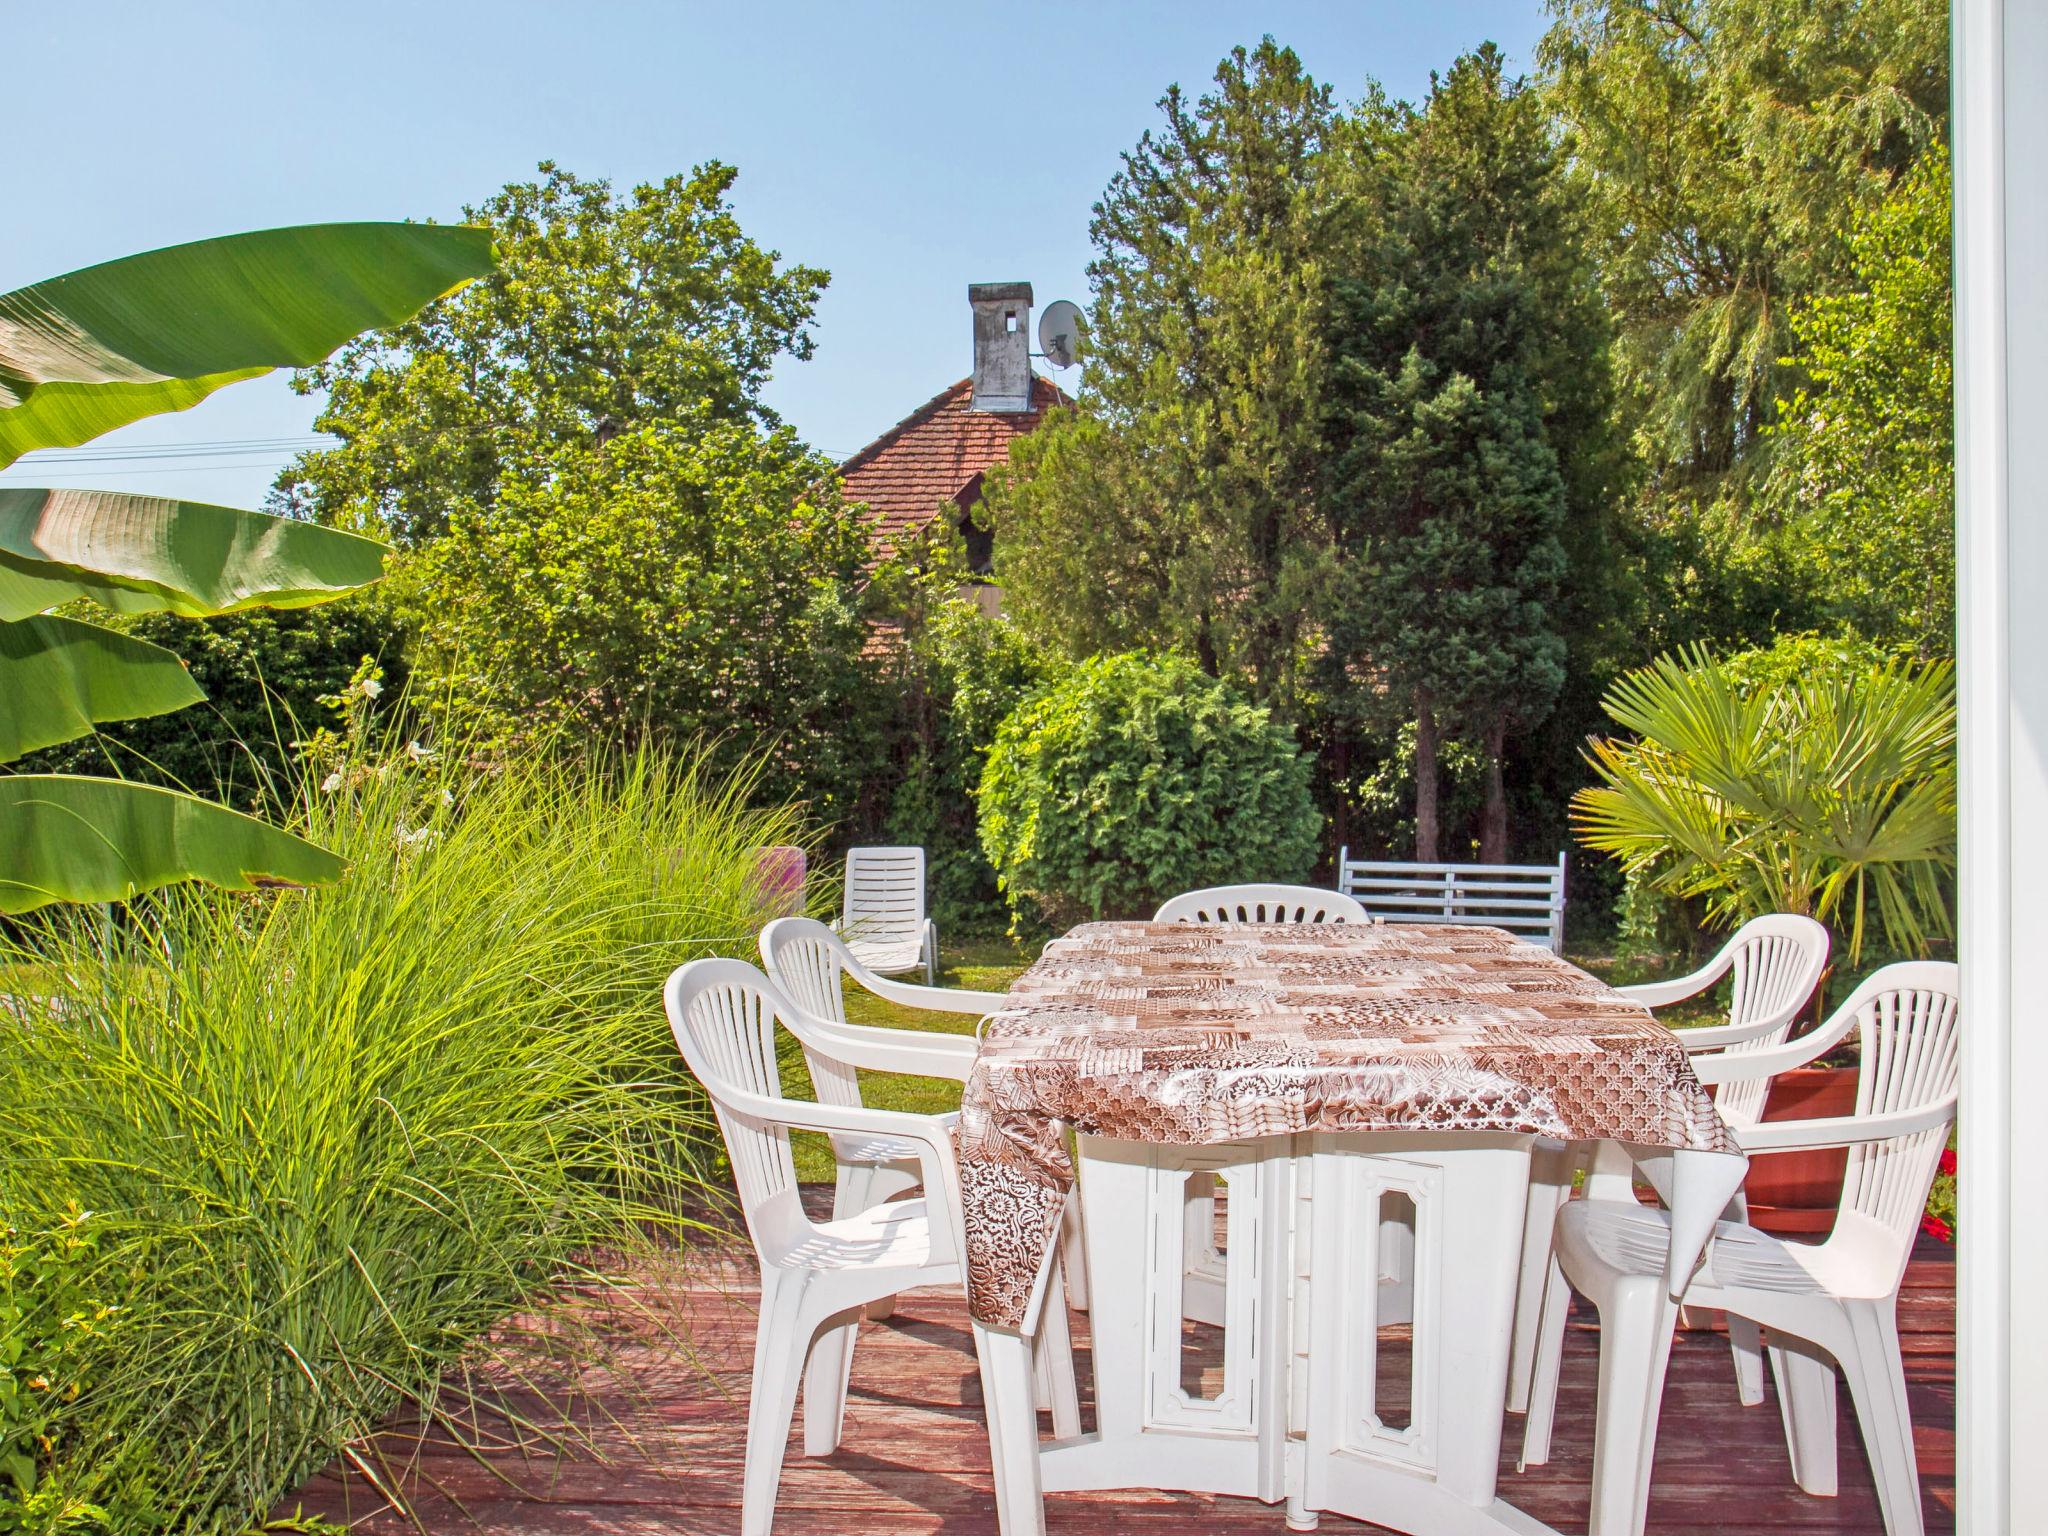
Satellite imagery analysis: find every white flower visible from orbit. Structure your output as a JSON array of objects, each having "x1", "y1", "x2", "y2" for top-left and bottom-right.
[
  {"x1": 357, "y1": 677, "x2": 384, "y2": 699},
  {"x1": 439, "y1": 788, "x2": 456, "y2": 808},
  {"x1": 405, "y1": 739, "x2": 437, "y2": 764},
  {"x1": 321, "y1": 771, "x2": 344, "y2": 794},
  {"x1": 396, "y1": 824, "x2": 437, "y2": 851}
]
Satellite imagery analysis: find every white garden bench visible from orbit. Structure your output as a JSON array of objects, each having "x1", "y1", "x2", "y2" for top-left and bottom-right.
[{"x1": 1335, "y1": 848, "x2": 1568, "y2": 953}]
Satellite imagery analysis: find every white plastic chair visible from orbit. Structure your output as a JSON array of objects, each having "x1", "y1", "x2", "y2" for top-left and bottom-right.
[
  {"x1": 837, "y1": 846, "x2": 939, "y2": 984},
  {"x1": 664, "y1": 958, "x2": 1076, "y2": 1536},
  {"x1": 1152, "y1": 883, "x2": 1372, "y2": 925},
  {"x1": 1619, "y1": 913, "x2": 1835, "y2": 1126},
  {"x1": 759, "y1": 915, "x2": 998, "y2": 1225},
  {"x1": 1520, "y1": 961, "x2": 1959, "y2": 1536},
  {"x1": 1532, "y1": 914, "x2": 1835, "y2": 1404},
  {"x1": 761, "y1": 915, "x2": 1094, "y2": 1317}
]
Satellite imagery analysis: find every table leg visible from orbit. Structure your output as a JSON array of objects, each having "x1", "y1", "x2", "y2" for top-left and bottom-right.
[
  {"x1": 1507, "y1": 1139, "x2": 1578, "y2": 1412},
  {"x1": 972, "y1": 1320, "x2": 1045, "y2": 1536},
  {"x1": 1037, "y1": 1135, "x2": 1291, "y2": 1501},
  {"x1": 1584, "y1": 1144, "x2": 1749, "y2": 1533},
  {"x1": 1301, "y1": 1135, "x2": 1560, "y2": 1536}
]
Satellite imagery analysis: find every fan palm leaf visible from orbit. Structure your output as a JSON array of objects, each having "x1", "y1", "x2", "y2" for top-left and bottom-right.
[{"x1": 1573, "y1": 647, "x2": 1955, "y2": 962}]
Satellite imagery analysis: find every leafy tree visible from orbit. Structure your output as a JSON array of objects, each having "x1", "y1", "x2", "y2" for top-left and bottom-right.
[
  {"x1": 278, "y1": 164, "x2": 882, "y2": 822},
  {"x1": 978, "y1": 651, "x2": 1320, "y2": 926},
  {"x1": 1321, "y1": 46, "x2": 1579, "y2": 863},
  {"x1": 390, "y1": 419, "x2": 881, "y2": 822},
  {"x1": 982, "y1": 40, "x2": 1344, "y2": 710},
  {"x1": 1772, "y1": 147, "x2": 1954, "y2": 653},
  {"x1": 276, "y1": 162, "x2": 827, "y2": 543},
  {"x1": 1537, "y1": 0, "x2": 1947, "y2": 509}
]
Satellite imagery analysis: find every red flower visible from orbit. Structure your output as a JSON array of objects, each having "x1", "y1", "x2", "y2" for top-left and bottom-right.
[
  {"x1": 1938, "y1": 1148, "x2": 1958, "y2": 1178},
  {"x1": 1921, "y1": 1213, "x2": 1955, "y2": 1244}
]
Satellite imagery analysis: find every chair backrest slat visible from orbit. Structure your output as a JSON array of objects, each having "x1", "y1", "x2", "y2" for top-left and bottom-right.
[
  {"x1": 758, "y1": 919, "x2": 865, "y2": 1109},
  {"x1": 1841, "y1": 966, "x2": 1961, "y2": 1249},
  {"x1": 1791, "y1": 961, "x2": 1962, "y2": 1283},
  {"x1": 1336, "y1": 848, "x2": 1567, "y2": 951},
  {"x1": 1153, "y1": 883, "x2": 1372, "y2": 926}
]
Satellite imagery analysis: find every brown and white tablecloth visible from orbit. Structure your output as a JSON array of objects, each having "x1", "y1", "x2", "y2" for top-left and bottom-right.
[{"x1": 954, "y1": 920, "x2": 1736, "y2": 1330}]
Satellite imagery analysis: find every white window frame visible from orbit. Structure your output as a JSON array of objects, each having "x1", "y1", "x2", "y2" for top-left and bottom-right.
[{"x1": 1954, "y1": 1, "x2": 2045, "y2": 1528}]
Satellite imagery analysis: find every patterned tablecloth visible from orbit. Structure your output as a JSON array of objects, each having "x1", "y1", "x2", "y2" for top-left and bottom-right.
[{"x1": 954, "y1": 920, "x2": 1736, "y2": 1330}]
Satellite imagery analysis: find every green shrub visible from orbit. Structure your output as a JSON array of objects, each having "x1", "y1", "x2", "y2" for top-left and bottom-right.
[
  {"x1": 0, "y1": 736, "x2": 801, "y2": 1533},
  {"x1": 978, "y1": 650, "x2": 1320, "y2": 925},
  {"x1": 15, "y1": 601, "x2": 407, "y2": 814}
]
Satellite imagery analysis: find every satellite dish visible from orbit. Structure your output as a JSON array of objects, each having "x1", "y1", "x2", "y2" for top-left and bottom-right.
[{"x1": 1037, "y1": 300, "x2": 1083, "y2": 369}]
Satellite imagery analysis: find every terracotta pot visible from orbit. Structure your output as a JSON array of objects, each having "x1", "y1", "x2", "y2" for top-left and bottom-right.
[{"x1": 1738, "y1": 1064, "x2": 1860, "y2": 1237}]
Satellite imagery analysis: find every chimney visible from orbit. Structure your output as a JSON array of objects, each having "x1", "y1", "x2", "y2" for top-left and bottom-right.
[{"x1": 968, "y1": 282, "x2": 1033, "y2": 412}]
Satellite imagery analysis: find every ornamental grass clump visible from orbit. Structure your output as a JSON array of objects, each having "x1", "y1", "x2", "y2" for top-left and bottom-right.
[{"x1": 0, "y1": 740, "x2": 801, "y2": 1533}]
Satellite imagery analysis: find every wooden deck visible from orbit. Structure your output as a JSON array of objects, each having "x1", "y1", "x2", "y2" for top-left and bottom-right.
[{"x1": 290, "y1": 1217, "x2": 1955, "y2": 1536}]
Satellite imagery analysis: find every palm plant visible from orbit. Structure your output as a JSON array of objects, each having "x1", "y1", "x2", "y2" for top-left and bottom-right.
[
  {"x1": 1573, "y1": 644, "x2": 1956, "y2": 962},
  {"x1": 0, "y1": 223, "x2": 493, "y2": 912}
]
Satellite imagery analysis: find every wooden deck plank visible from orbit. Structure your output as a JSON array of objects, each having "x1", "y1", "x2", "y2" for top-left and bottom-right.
[{"x1": 286, "y1": 1232, "x2": 1955, "y2": 1535}]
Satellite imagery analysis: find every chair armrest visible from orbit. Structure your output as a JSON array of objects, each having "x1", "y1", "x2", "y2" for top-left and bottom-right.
[
  {"x1": 1616, "y1": 949, "x2": 1734, "y2": 1009},
  {"x1": 1734, "y1": 1097, "x2": 1956, "y2": 1153},
  {"x1": 1690, "y1": 1007, "x2": 1861, "y2": 1085},
  {"x1": 718, "y1": 1083, "x2": 955, "y2": 1152},
  {"x1": 1673, "y1": 995, "x2": 1807, "y2": 1052},
  {"x1": 861, "y1": 974, "x2": 1012, "y2": 1015},
  {"x1": 718, "y1": 1085, "x2": 966, "y2": 1246},
  {"x1": 801, "y1": 1017, "x2": 978, "y2": 1081}
]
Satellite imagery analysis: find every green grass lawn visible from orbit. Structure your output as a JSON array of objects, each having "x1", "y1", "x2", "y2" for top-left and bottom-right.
[{"x1": 774, "y1": 932, "x2": 1732, "y2": 1182}]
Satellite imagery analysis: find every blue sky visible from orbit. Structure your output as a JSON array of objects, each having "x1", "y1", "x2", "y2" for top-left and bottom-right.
[{"x1": 5, "y1": 1, "x2": 1549, "y2": 508}]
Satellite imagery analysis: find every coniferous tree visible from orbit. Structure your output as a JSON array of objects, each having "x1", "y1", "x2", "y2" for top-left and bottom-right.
[{"x1": 1323, "y1": 46, "x2": 1578, "y2": 863}]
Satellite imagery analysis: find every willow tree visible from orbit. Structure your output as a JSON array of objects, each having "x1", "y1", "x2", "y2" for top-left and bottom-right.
[{"x1": 1538, "y1": 0, "x2": 1947, "y2": 509}]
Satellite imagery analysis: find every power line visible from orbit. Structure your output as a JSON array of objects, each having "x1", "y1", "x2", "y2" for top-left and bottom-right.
[
  {"x1": 0, "y1": 461, "x2": 309, "y2": 480},
  {"x1": 9, "y1": 427, "x2": 875, "y2": 473},
  {"x1": 16, "y1": 436, "x2": 333, "y2": 465}
]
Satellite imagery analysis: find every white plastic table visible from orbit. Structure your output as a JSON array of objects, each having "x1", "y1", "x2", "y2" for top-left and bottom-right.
[{"x1": 955, "y1": 922, "x2": 1746, "y2": 1536}]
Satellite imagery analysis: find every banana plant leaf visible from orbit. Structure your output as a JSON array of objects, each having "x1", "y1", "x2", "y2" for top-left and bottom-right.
[
  {"x1": 0, "y1": 775, "x2": 342, "y2": 914},
  {"x1": 0, "y1": 614, "x2": 204, "y2": 762},
  {"x1": 0, "y1": 223, "x2": 494, "y2": 468},
  {"x1": 0, "y1": 488, "x2": 388, "y2": 621}
]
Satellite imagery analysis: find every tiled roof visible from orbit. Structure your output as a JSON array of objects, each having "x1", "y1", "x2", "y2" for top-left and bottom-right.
[{"x1": 840, "y1": 373, "x2": 1065, "y2": 548}]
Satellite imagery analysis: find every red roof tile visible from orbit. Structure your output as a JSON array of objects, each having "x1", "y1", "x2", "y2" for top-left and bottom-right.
[{"x1": 840, "y1": 374, "x2": 1065, "y2": 549}]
